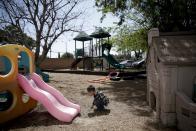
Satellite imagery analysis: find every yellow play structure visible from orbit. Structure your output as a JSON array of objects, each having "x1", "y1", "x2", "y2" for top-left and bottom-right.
[{"x1": 0, "y1": 44, "x2": 37, "y2": 124}]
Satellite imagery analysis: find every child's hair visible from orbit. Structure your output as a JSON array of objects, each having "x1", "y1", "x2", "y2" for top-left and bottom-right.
[{"x1": 87, "y1": 85, "x2": 95, "y2": 92}]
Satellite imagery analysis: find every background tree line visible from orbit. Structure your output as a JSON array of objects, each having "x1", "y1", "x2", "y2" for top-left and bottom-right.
[{"x1": 95, "y1": 0, "x2": 196, "y2": 60}]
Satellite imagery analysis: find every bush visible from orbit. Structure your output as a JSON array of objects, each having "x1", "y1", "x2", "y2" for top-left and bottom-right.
[{"x1": 61, "y1": 52, "x2": 74, "y2": 59}]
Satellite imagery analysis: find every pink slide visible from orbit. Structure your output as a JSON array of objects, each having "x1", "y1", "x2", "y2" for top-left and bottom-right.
[{"x1": 17, "y1": 73, "x2": 80, "y2": 122}]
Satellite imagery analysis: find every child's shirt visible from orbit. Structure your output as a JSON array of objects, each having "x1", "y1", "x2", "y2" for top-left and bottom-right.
[{"x1": 93, "y1": 91, "x2": 109, "y2": 106}]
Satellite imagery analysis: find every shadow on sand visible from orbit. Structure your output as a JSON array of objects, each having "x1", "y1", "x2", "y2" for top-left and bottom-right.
[
  {"x1": 98, "y1": 78, "x2": 148, "y2": 111},
  {"x1": 1, "y1": 110, "x2": 71, "y2": 130},
  {"x1": 88, "y1": 109, "x2": 110, "y2": 118},
  {"x1": 98, "y1": 78, "x2": 176, "y2": 130}
]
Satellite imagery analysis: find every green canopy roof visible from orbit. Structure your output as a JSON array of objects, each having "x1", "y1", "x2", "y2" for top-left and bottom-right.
[
  {"x1": 90, "y1": 28, "x2": 111, "y2": 38},
  {"x1": 73, "y1": 31, "x2": 92, "y2": 41}
]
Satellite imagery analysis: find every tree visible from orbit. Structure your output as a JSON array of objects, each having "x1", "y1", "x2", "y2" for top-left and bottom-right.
[
  {"x1": 112, "y1": 25, "x2": 147, "y2": 59},
  {"x1": 0, "y1": 25, "x2": 36, "y2": 49},
  {"x1": 95, "y1": 0, "x2": 196, "y2": 31},
  {"x1": 0, "y1": 0, "x2": 83, "y2": 66},
  {"x1": 61, "y1": 52, "x2": 74, "y2": 59}
]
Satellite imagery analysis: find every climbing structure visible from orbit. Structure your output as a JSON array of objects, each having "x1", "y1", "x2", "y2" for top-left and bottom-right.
[
  {"x1": 0, "y1": 44, "x2": 37, "y2": 124},
  {"x1": 71, "y1": 28, "x2": 124, "y2": 71},
  {"x1": 72, "y1": 31, "x2": 93, "y2": 70}
]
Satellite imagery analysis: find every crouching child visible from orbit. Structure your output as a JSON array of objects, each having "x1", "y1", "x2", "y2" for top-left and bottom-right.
[{"x1": 87, "y1": 85, "x2": 109, "y2": 111}]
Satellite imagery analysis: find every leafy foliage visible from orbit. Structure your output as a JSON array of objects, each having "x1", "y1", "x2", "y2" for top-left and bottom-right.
[
  {"x1": 95, "y1": 0, "x2": 196, "y2": 31},
  {"x1": 111, "y1": 25, "x2": 147, "y2": 59},
  {"x1": 0, "y1": 25, "x2": 35, "y2": 49},
  {"x1": 61, "y1": 52, "x2": 74, "y2": 59}
]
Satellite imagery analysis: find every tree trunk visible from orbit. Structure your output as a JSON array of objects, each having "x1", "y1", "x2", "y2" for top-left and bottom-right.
[
  {"x1": 37, "y1": 50, "x2": 48, "y2": 66},
  {"x1": 35, "y1": 33, "x2": 41, "y2": 67},
  {"x1": 36, "y1": 44, "x2": 51, "y2": 66},
  {"x1": 35, "y1": 42, "x2": 40, "y2": 67},
  {"x1": 135, "y1": 50, "x2": 141, "y2": 60}
]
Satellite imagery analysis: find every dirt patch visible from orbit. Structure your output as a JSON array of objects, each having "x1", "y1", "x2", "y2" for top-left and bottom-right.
[{"x1": 1, "y1": 73, "x2": 176, "y2": 131}]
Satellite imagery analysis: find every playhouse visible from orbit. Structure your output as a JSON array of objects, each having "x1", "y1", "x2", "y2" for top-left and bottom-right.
[{"x1": 147, "y1": 28, "x2": 196, "y2": 130}]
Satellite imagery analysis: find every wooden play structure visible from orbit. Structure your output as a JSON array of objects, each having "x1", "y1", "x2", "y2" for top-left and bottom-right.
[
  {"x1": 72, "y1": 31, "x2": 93, "y2": 70},
  {"x1": 0, "y1": 44, "x2": 37, "y2": 124},
  {"x1": 71, "y1": 28, "x2": 124, "y2": 71},
  {"x1": 147, "y1": 28, "x2": 196, "y2": 131}
]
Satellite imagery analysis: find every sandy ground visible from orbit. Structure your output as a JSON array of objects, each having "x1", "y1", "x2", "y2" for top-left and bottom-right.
[{"x1": 1, "y1": 73, "x2": 176, "y2": 131}]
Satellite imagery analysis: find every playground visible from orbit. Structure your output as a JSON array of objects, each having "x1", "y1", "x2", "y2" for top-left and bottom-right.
[
  {"x1": 2, "y1": 73, "x2": 175, "y2": 131},
  {"x1": 0, "y1": 0, "x2": 196, "y2": 130}
]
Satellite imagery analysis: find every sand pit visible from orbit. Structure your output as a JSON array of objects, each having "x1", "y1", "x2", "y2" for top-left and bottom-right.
[{"x1": 2, "y1": 73, "x2": 176, "y2": 131}]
